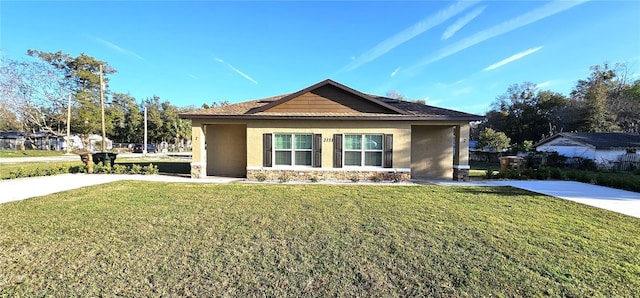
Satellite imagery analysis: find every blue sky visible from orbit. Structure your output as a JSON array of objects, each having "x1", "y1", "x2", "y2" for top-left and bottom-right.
[{"x1": 2, "y1": 0, "x2": 639, "y2": 114}]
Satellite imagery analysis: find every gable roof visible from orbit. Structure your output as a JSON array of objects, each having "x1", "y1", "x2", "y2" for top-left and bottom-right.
[
  {"x1": 535, "y1": 132, "x2": 640, "y2": 149},
  {"x1": 180, "y1": 79, "x2": 483, "y2": 121},
  {"x1": 249, "y1": 79, "x2": 407, "y2": 115}
]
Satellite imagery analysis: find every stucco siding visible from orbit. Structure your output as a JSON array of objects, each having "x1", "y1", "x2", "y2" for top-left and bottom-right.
[
  {"x1": 206, "y1": 124, "x2": 247, "y2": 177},
  {"x1": 410, "y1": 125, "x2": 453, "y2": 179},
  {"x1": 246, "y1": 120, "x2": 412, "y2": 170}
]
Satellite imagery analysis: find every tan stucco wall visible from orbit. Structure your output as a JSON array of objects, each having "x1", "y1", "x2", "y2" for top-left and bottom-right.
[
  {"x1": 246, "y1": 120, "x2": 413, "y2": 169},
  {"x1": 189, "y1": 118, "x2": 471, "y2": 180},
  {"x1": 454, "y1": 124, "x2": 470, "y2": 166},
  {"x1": 206, "y1": 124, "x2": 247, "y2": 177},
  {"x1": 190, "y1": 120, "x2": 206, "y2": 178},
  {"x1": 410, "y1": 125, "x2": 453, "y2": 179}
]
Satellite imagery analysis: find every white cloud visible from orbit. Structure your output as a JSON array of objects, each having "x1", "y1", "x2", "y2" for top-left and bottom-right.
[
  {"x1": 341, "y1": 0, "x2": 479, "y2": 72},
  {"x1": 214, "y1": 56, "x2": 258, "y2": 85},
  {"x1": 441, "y1": 6, "x2": 486, "y2": 40},
  {"x1": 535, "y1": 81, "x2": 553, "y2": 89},
  {"x1": 414, "y1": 0, "x2": 588, "y2": 68},
  {"x1": 452, "y1": 86, "x2": 472, "y2": 96},
  {"x1": 483, "y1": 46, "x2": 543, "y2": 71},
  {"x1": 186, "y1": 73, "x2": 198, "y2": 80},
  {"x1": 91, "y1": 36, "x2": 145, "y2": 61},
  {"x1": 390, "y1": 67, "x2": 400, "y2": 77}
]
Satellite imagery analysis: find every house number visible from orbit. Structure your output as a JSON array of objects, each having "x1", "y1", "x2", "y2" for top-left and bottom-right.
[{"x1": 323, "y1": 138, "x2": 334, "y2": 143}]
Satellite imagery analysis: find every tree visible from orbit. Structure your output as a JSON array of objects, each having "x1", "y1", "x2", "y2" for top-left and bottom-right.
[
  {"x1": 386, "y1": 90, "x2": 406, "y2": 100},
  {"x1": 110, "y1": 93, "x2": 142, "y2": 143},
  {"x1": 143, "y1": 96, "x2": 164, "y2": 144},
  {"x1": 570, "y1": 63, "x2": 621, "y2": 132},
  {"x1": 27, "y1": 50, "x2": 117, "y2": 149},
  {"x1": 0, "y1": 55, "x2": 70, "y2": 135},
  {"x1": 478, "y1": 128, "x2": 511, "y2": 152},
  {"x1": 0, "y1": 101, "x2": 21, "y2": 131},
  {"x1": 483, "y1": 82, "x2": 568, "y2": 145}
]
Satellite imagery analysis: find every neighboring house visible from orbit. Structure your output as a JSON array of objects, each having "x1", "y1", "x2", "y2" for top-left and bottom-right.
[
  {"x1": 0, "y1": 131, "x2": 26, "y2": 150},
  {"x1": 180, "y1": 79, "x2": 483, "y2": 181},
  {"x1": 0, "y1": 131, "x2": 61, "y2": 150},
  {"x1": 535, "y1": 132, "x2": 640, "y2": 168}
]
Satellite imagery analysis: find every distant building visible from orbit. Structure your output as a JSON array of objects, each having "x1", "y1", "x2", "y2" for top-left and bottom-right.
[{"x1": 535, "y1": 132, "x2": 640, "y2": 169}]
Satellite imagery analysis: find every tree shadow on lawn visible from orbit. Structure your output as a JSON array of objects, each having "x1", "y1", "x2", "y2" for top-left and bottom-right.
[
  {"x1": 116, "y1": 161, "x2": 190, "y2": 177},
  {"x1": 453, "y1": 186, "x2": 539, "y2": 197}
]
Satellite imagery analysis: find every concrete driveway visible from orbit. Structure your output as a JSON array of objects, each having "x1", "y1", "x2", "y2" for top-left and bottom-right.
[
  {"x1": 487, "y1": 180, "x2": 640, "y2": 218},
  {"x1": 432, "y1": 179, "x2": 640, "y2": 218}
]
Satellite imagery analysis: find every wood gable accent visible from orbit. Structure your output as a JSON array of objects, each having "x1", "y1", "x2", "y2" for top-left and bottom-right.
[
  {"x1": 248, "y1": 79, "x2": 407, "y2": 115},
  {"x1": 265, "y1": 91, "x2": 359, "y2": 113}
]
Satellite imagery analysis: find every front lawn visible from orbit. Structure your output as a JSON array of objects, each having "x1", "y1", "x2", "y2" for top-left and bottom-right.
[{"x1": 1, "y1": 183, "x2": 638, "y2": 296}]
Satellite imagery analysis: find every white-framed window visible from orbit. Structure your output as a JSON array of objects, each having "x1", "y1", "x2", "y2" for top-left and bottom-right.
[
  {"x1": 274, "y1": 134, "x2": 313, "y2": 166},
  {"x1": 344, "y1": 134, "x2": 383, "y2": 167}
]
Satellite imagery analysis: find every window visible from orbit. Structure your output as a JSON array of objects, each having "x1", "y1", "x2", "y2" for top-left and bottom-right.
[
  {"x1": 274, "y1": 134, "x2": 312, "y2": 166},
  {"x1": 344, "y1": 134, "x2": 383, "y2": 166}
]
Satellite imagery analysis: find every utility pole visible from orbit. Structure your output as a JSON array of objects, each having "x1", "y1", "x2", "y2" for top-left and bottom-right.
[
  {"x1": 99, "y1": 64, "x2": 106, "y2": 152},
  {"x1": 66, "y1": 94, "x2": 71, "y2": 154},
  {"x1": 144, "y1": 105, "x2": 148, "y2": 156}
]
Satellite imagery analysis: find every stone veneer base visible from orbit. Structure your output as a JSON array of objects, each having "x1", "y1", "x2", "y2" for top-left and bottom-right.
[
  {"x1": 453, "y1": 168, "x2": 470, "y2": 181},
  {"x1": 190, "y1": 164, "x2": 205, "y2": 179},
  {"x1": 247, "y1": 169, "x2": 411, "y2": 182}
]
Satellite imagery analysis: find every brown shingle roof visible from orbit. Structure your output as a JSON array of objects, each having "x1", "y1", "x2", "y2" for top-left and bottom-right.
[
  {"x1": 180, "y1": 80, "x2": 484, "y2": 121},
  {"x1": 535, "y1": 132, "x2": 640, "y2": 149}
]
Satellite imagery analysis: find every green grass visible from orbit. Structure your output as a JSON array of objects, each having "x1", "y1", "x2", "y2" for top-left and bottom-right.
[
  {"x1": 0, "y1": 150, "x2": 65, "y2": 158},
  {"x1": 1, "y1": 183, "x2": 638, "y2": 296}
]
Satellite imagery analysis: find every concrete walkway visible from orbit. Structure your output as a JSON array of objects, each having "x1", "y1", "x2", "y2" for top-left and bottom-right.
[
  {"x1": 0, "y1": 174, "x2": 241, "y2": 204},
  {"x1": 1, "y1": 174, "x2": 638, "y2": 218}
]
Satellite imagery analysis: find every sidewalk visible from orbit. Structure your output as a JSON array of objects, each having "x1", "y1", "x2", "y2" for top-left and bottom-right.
[{"x1": 0, "y1": 174, "x2": 240, "y2": 204}]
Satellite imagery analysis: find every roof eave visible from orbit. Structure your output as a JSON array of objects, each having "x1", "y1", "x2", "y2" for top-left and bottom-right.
[{"x1": 180, "y1": 114, "x2": 484, "y2": 121}]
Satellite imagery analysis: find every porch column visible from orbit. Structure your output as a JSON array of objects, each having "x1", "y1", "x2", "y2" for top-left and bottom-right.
[
  {"x1": 190, "y1": 122, "x2": 207, "y2": 178},
  {"x1": 453, "y1": 124, "x2": 470, "y2": 181}
]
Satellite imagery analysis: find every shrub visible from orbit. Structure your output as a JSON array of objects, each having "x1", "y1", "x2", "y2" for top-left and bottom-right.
[
  {"x1": 502, "y1": 169, "x2": 522, "y2": 180},
  {"x1": 389, "y1": 173, "x2": 404, "y2": 183},
  {"x1": 310, "y1": 176, "x2": 319, "y2": 183},
  {"x1": 546, "y1": 152, "x2": 567, "y2": 168},
  {"x1": 485, "y1": 168, "x2": 495, "y2": 179},
  {"x1": 278, "y1": 172, "x2": 290, "y2": 183},
  {"x1": 112, "y1": 164, "x2": 128, "y2": 174},
  {"x1": 93, "y1": 163, "x2": 112, "y2": 174},
  {"x1": 254, "y1": 172, "x2": 267, "y2": 182},
  {"x1": 142, "y1": 163, "x2": 159, "y2": 175},
  {"x1": 550, "y1": 167, "x2": 565, "y2": 180},
  {"x1": 130, "y1": 164, "x2": 143, "y2": 175},
  {"x1": 578, "y1": 159, "x2": 598, "y2": 171},
  {"x1": 68, "y1": 165, "x2": 85, "y2": 174},
  {"x1": 370, "y1": 175, "x2": 382, "y2": 182},
  {"x1": 350, "y1": 175, "x2": 360, "y2": 183}
]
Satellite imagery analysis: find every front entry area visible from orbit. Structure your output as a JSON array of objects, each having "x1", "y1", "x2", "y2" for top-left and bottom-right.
[{"x1": 206, "y1": 124, "x2": 247, "y2": 177}]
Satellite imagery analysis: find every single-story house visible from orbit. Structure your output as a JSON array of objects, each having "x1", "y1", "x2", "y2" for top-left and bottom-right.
[
  {"x1": 535, "y1": 132, "x2": 640, "y2": 168},
  {"x1": 179, "y1": 79, "x2": 483, "y2": 181}
]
